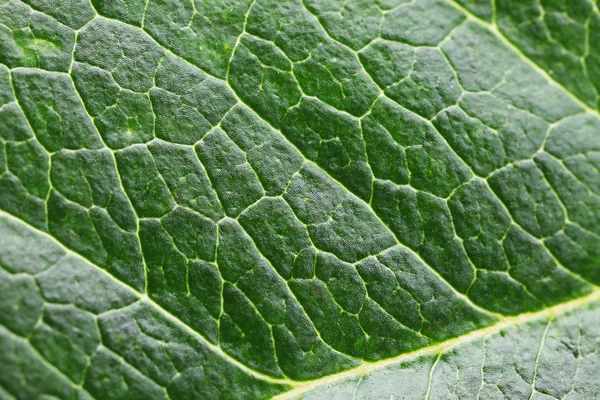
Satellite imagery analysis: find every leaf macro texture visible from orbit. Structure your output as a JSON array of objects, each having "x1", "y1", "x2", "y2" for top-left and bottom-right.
[{"x1": 1, "y1": 0, "x2": 600, "y2": 398}]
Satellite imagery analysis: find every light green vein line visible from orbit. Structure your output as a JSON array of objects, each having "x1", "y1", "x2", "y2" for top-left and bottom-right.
[
  {"x1": 475, "y1": 335, "x2": 487, "y2": 400},
  {"x1": 528, "y1": 317, "x2": 553, "y2": 399},
  {"x1": 424, "y1": 352, "x2": 442, "y2": 400},
  {"x1": 0, "y1": 383, "x2": 17, "y2": 400}
]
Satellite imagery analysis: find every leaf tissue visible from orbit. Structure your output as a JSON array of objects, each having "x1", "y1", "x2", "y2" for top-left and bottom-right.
[{"x1": 1, "y1": 0, "x2": 600, "y2": 398}]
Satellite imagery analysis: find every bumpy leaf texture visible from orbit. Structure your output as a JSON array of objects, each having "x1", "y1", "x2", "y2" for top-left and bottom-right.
[{"x1": 1, "y1": 0, "x2": 600, "y2": 398}]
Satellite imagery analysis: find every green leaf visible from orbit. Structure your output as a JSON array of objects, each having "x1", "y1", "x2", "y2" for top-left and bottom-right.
[{"x1": 1, "y1": 0, "x2": 600, "y2": 398}]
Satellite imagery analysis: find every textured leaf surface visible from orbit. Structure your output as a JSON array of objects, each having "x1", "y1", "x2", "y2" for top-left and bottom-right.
[{"x1": 0, "y1": 0, "x2": 600, "y2": 398}]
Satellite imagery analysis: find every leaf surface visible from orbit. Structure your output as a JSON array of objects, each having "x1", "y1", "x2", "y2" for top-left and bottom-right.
[{"x1": 1, "y1": 0, "x2": 600, "y2": 398}]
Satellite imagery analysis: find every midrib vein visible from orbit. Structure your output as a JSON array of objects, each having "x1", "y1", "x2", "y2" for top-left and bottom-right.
[
  {"x1": 445, "y1": 0, "x2": 600, "y2": 119},
  {"x1": 275, "y1": 288, "x2": 600, "y2": 399}
]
